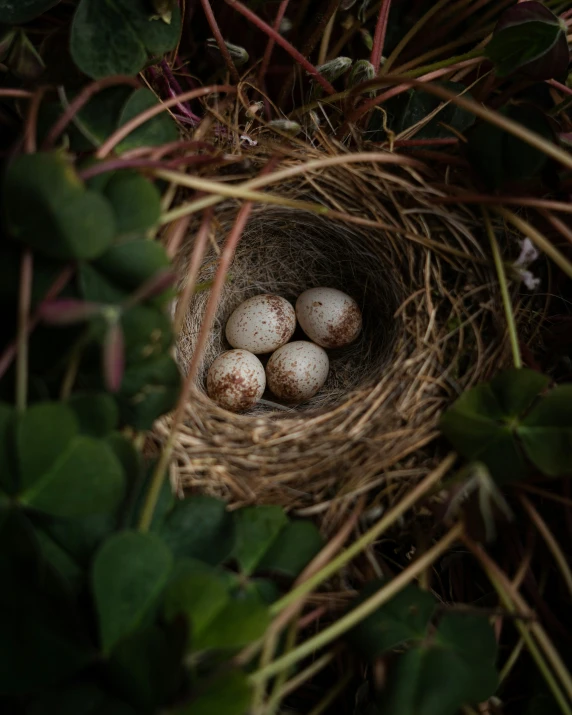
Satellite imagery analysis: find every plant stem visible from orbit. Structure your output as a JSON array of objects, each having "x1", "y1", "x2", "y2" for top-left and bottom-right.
[
  {"x1": 200, "y1": 0, "x2": 240, "y2": 83},
  {"x1": 370, "y1": 0, "x2": 392, "y2": 72},
  {"x1": 464, "y1": 536, "x2": 572, "y2": 710},
  {"x1": 404, "y1": 48, "x2": 483, "y2": 79},
  {"x1": 495, "y1": 207, "x2": 572, "y2": 280},
  {"x1": 266, "y1": 650, "x2": 337, "y2": 712},
  {"x1": 16, "y1": 251, "x2": 33, "y2": 413},
  {"x1": 381, "y1": 0, "x2": 454, "y2": 74},
  {"x1": 520, "y1": 495, "x2": 572, "y2": 599},
  {"x1": 269, "y1": 453, "x2": 455, "y2": 617},
  {"x1": 258, "y1": 0, "x2": 291, "y2": 86},
  {"x1": 482, "y1": 208, "x2": 522, "y2": 369},
  {"x1": 224, "y1": 0, "x2": 336, "y2": 96},
  {"x1": 250, "y1": 522, "x2": 463, "y2": 684},
  {"x1": 499, "y1": 636, "x2": 525, "y2": 683}
]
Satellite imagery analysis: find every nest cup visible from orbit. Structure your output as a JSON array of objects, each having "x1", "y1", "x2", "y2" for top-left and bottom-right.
[{"x1": 159, "y1": 154, "x2": 515, "y2": 517}]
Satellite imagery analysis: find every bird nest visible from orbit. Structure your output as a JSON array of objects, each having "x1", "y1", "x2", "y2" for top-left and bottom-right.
[{"x1": 156, "y1": 150, "x2": 522, "y2": 521}]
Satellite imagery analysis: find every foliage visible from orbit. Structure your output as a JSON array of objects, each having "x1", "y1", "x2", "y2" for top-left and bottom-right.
[
  {"x1": 441, "y1": 369, "x2": 572, "y2": 483},
  {"x1": 0, "y1": 0, "x2": 571, "y2": 713}
]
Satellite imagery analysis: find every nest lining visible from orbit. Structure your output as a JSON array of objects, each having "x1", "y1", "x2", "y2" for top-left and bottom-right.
[{"x1": 158, "y1": 155, "x2": 523, "y2": 518}]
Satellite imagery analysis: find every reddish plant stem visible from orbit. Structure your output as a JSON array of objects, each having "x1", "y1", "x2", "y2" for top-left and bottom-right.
[
  {"x1": 16, "y1": 252, "x2": 33, "y2": 412},
  {"x1": 200, "y1": 0, "x2": 241, "y2": 83},
  {"x1": 392, "y1": 137, "x2": 459, "y2": 146},
  {"x1": 0, "y1": 89, "x2": 34, "y2": 98},
  {"x1": 96, "y1": 85, "x2": 236, "y2": 159},
  {"x1": 0, "y1": 265, "x2": 74, "y2": 381},
  {"x1": 42, "y1": 76, "x2": 140, "y2": 151},
  {"x1": 78, "y1": 154, "x2": 228, "y2": 181},
  {"x1": 370, "y1": 0, "x2": 392, "y2": 73},
  {"x1": 431, "y1": 194, "x2": 572, "y2": 213},
  {"x1": 546, "y1": 79, "x2": 572, "y2": 98},
  {"x1": 258, "y1": 0, "x2": 291, "y2": 86},
  {"x1": 173, "y1": 209, "x2": 212, "y2": 332},
  {"x1": 345, "y1": 57, "x2": 484, "y2": 126},
  {"x1": 24, "y1": 87, "x2": 48, "y2": 154},
  {"x1": 225, "y1": 0, "x2": 335, "y2": 95},
  {"x1": 166, "y1": 214, "x2": 193, "y2": 261}
]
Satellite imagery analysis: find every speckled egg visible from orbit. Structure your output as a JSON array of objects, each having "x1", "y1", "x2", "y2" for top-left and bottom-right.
[
  {"x1": 207, "y1": 349, "x2": 266, "y2": 412},
  {"x1": 266, "y1": 341, "x2": 329, "y2": 403},
  {"x1": 296, "y1": 287, "x2": 362, "y2": 348},
  {"x1": 226, "y1": 294, "x2": 296, "y2": 354}
]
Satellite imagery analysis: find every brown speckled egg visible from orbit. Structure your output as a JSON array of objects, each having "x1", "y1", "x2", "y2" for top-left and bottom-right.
[
  {"x1": 266, "y1": 341, "x2": 329, "y2": 403},
  {"x1": 296, "y1": 287, "x2": 362, "y2": 348},
  {"x1": 207, "y1": 349, "x2": 266, "y2": 412},
  {"x1": 225, "y1": 294, "x2": 296, "y2": 354}
]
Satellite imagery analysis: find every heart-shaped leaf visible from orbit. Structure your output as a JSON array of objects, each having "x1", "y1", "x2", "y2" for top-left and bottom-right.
[
  {"x1": 158, "y1": 496, "x2": 235, "y2": 566},
  {"x1": 4, "y1": 153, "x2": 116, "y2": 260},
  {"x1": 116, "y1": 88, "x2": 179, "y2": 152},
  {"x1": 174, "y1": 671, "x2": 252, "y2": 715},
  {"x1": 193, "y1": 591, "x2": 270, "y2": 651},
  {"x1": 440, "y1": 368, "x2": 553, "y2": 483},
  {"x1": 92, "y1": 531, "x2": 173, "y2": 654},
  {"x1": 68, "y1": 393, "x2": 119, "y2": 437},
  {"x1": 102, "y1": 173, "x2": 162, "y2": 237},
  {"x1": 27, "y1": 682, "x2": 138, "y2": 715},
  {"x1": 486, "y1": 2, "x2": 569, "y2": 80},
  {"x1": 20, "y1": 435, "x2": 125, "y2": 517},
  {"x1": 233, "y1": 505, "x2": 288, "y2": 576},
  {"x1": 95, "y1": 239, "x2": 170, "y2": 293},
  {"x1": 257, "y1": 520, "x2": 323, "y2": 578},
  {"x1": 16, "y1": 402, "x2": 79, "y2": 490},
  {"x1": 518, "y1": 385, "x2": 572, "y2": 476},
  {"x1": 118, "y1": 354, "x2": 181, "y2": 430},
  {"x1": 70, "y1": 0, "x2": 181, "y2": 79},
  {"x1": 378, "y1": 614, "x2": 498, "y2": 715},
  {"x1": 163, "y1": 565, "x2": 230, "y2": 633},
  {"x1": 0, "y1": 403, "x2": 18, "y2": 495},
  {"x1": 347, "y1": 581, "x2": 437, "y2": 658},
  {"x1": 0, "y1": 0, "x2": 60, "y2": 24}
]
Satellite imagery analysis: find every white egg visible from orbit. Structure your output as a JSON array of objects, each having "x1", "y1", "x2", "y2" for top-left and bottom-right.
[
  {"x1": 207, "y1": 349, "x2": 266, "y2": 412},
  {"x1": 296, "y1": 287, "x2": 362, "y2": 348},
  {"x1": 266, "y1": 341, "x2": 329, "y2": 403},
  {"x1": 226, "y1": 294, "x2": 296, "y2": 354}
]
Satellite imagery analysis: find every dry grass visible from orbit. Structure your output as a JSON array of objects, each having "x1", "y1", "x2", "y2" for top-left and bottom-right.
[{"x1": 151, "y1": 142, "x2": 532, "y2": 526}]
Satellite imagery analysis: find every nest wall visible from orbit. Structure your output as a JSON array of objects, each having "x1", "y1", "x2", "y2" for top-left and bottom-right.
[{"x1": 155, "y1": 153, "x2": 520, "y2": 520}]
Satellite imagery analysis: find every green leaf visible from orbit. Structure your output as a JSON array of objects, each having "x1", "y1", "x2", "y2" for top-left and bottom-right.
[
  {"x1": 0, "y1": 0, "x2": 60, "y2": 24},
  {"x1": 347, "y1": 582, "x2": 436, "y2": 658},
  {"x1": 467, "y1": 106, "x2": 553, "y2": 189},
  {"x1": 159, "y1": 496, "x2": 235, "y2": 565},
  {"x1": 118, "y1": 354, "x2": 181, "y2": 430},
  {"x1": 93, "y1": 531, "x2": 173, "y2": 654},
  {"x1": 0, "y1": 403, "x2": 18, "y2": 495},
  {"x1": 439, "y1": 368, "x2": 548, "y2": 483},
  {"x1": 116, "y1": 88, "x2": 179, "y2": 151},
  {"x1": 193, "y1": 591, "x2": 270, "y2": 651},
  {"x1": 0, "y1": 510, "x2": 94, "y2": 696},
  {"x1": 486, "y1": 20, "x2": 562, "y2": 78},
  {"x1": 378, "y1": 614, "x2": 498, "y2": 715},
  {"x1": 102, "y1": 173, "x2": 162, "y2": 237},
  {"x1": 68, "y1": 393, "x2": 119, "y2": 437},
  {"x1": 380, "y1": 82, "x2": 475, "y2": 140},
  {"x1": 176, "y1": 671, "x2": 252, "y2": 715},
  {"x1": 95, "y1": 239, "x2": 170, "y2": 293},
  {"x1": 79, "y1": 262, "x2": 126, "y2": 305},
  {"x1": 73, "y1": 86, "x2": 133, "y2": 150},
  {"x1": 70, "y1": 0, "x2": 181, "y2": 79},
  {"x1": 28, "y1": 682, "x2": 137, "y2": 715},
  {"x1": 4, "y1": 153, "x2": 116, "y2": 260},
  {"x1": 121, "y1": 304, "x2": 173, "y2": 362},
  {"x1": 107, "y1": 625, "x2": 184, "y2": 711},
  {"x1": 233, "y1": 505, "x2": 288, "y2": 576},
  {"x1": 123, "y1": 457, "x2": 173, "y2": 530},
  {"x1": 20, "y1": 436, "x2": 125, "y2": 517},
  {"x1": 34, "y1": 527, "x2": 84, "y2": 593},
  {"x1": 518, "y1": 384, "x2": 572, "y2": 476},
  {"x1": 257, "y1": 520, "x2": 323, "y2": 578},
  {"x1": 163, "y1": 567, "x2": 230, "y2": 636},
  {"x1": 16, "y1": 402, "x2": 78, "y2": 490}
]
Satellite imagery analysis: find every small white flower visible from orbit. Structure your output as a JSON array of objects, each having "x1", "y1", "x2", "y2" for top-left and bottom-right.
[{"x1": 513, "y1": 238, "x2": 540, "y2": 290}]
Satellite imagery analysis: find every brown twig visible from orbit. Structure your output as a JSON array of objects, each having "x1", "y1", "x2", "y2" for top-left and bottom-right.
[
  {"x1": 200, "y1": 0, "x2": 241, "y2": 84},
  {"x1": 370, "y1": 0, "x2": 392, "y2": 73}
]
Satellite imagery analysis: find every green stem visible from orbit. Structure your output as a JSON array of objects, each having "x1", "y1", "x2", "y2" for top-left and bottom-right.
[
  {"x1": 307, "y1": 672, "x2": 352, "y2": 715},
  {"x1": 404, "y1": 47, "x2": 484, "y2": 78},
  {"x1": 16, "y1": 251, "x2": 33, "y2": 413},
  {"x1": 137, "y1": 439, "x2": 173, "y2": 531},
  {"x1": 269, "y1": 453, "x2": 455, "y2": 617},
  {"x1": 250, "y1": 523, "x2": 463, "y2": 684},
  {"x1": 482, "y1": 208, "x2": 522, "y2": 369}
]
